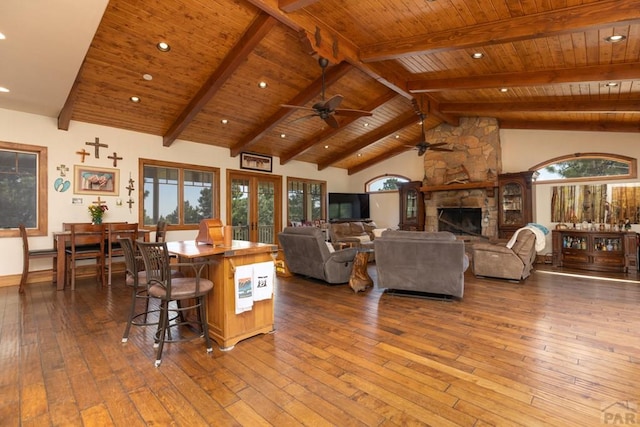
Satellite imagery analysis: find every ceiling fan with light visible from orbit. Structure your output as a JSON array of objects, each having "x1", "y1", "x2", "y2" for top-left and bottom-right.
[
  {"x1": 282, "y1": 57, "x2": 373, "y2": 128},
  {"x1": 410, "y1": 98, "x2": 453, "y2": 156}
]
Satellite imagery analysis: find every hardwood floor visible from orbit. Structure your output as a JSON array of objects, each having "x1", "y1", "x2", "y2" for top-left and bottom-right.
[{"x1": 2, "y1": 265, "x2": 639, "y2": 426}]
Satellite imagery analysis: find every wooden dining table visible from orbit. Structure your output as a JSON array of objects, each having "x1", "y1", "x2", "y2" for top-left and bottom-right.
[{"x1": 53, "y1": 223, "x2": 149, "y2": 290}]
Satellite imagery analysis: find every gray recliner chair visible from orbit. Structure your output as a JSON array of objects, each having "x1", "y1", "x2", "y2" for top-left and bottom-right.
[
  {"x1": 472, "y1": 229, "x2": 538, "y2": 281},
  {"x1": 278, "y1": 227, "x2": 357, "y2": 284}
]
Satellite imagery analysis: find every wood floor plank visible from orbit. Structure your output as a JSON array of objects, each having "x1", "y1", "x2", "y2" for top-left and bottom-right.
[{"x1": 5, "y1": 267, "x2": 640, "y2": 425}]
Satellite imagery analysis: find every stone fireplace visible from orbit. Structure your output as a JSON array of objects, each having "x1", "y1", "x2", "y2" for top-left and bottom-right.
[
  {"x1": 421, "y1": 117, "x2": 501, "y2": 239},
  {"x1": 438, "y1": 207, "x2": 482, "y2": 236}
]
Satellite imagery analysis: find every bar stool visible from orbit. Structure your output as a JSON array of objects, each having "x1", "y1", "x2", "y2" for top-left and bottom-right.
[
  {"x1": 137, "y1": 241, "x2": 214, "y2": 367},
  {"x1": 119, "y1": 237, "x2": 159, "y2": 342}
]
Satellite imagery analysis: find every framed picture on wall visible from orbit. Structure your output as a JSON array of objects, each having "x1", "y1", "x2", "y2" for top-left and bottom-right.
[
  {"x1": 74, "y1": 165, "x2": 119, "y2": 196},
  {"x1": 240, "y1": 152, "x2": 272, "y2": 173}
]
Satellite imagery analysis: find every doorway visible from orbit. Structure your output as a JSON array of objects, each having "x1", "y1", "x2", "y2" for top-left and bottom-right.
[{"x1": 227, "y1": 170, "x2": 281, "y2": 244}]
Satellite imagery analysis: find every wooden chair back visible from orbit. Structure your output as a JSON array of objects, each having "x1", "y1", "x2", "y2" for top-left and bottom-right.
[
  {"x1": 19, "y1": 224, "x2": 58, "y2": 294},
  {"x1": 67, "y1": 223, "x2": 106, "y2": 289}
]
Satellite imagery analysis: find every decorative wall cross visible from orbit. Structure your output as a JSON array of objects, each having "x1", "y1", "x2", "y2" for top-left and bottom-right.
[
  {"x1": 126, "y1": 176, "x2": 135, "y2": 196},
  {"x1": 92, "y1": 196, "x2": 107, "y2": 207},
  {"x1": 76, "y1": 149, "x2": 90, "y2": 163},
  {"x1": 85, "y1": 137, "x2": 108, "y2": 158},
  {"x1": 56, "y1": 164, "x2": 69, "y2": 177},
  {"x1": 108, "y1": 152, "x2": 123, "y2": 167},
  {"x1": 127, "y1": 198, "x2": 135, "y2": 209}
]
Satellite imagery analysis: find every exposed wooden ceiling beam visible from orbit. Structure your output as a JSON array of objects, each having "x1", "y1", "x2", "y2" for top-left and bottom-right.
[
  {"x1": 317, "y1": 111, "x2": 418, "y2": 170},
  {"x1": 57, "y1": 59, "x2": 87, "y2": 130},
  {"x1": 246, "y1": 0, "x2": 413, "y2": 98},
  {"x1": 278, "y1": 0, "x2": 320, "y2": 13},
  {"x1": 279, "y1": 91, "x2": 398, "y2": 164},
  {"x1": 229, "y1": 61, "x2": 353, "y2": 157},
  {"x1": 408, "y1": 63, "x2": 640, "y2": 93},
  {"x1": 440, "y1": 100, "x2": 640, "y2": 114},
  {"x1": 361, "y1": 0, "x2": 640, "y2": 62},
  {"x1": 347, "y1": 145, "x2": 411, "y2": 176},
  {"x1": 499, "y1": 119, "x2": 640, "y2": 133},
  {"x1": 162, "y1": 13, "x2": 276, "y2": 147}
]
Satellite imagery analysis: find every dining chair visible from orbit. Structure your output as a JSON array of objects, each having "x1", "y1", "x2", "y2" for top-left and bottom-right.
[
  {"x1": 65, "y1": 223, "x2": 105, "y2": 290},
  {"x1": 106, "y1": 222, "x2": 139, "y2": 285},
  {"x1": 137, "y1": 241, "x2": 214, "y2": 367},
  {"x1": 18, "y1": 224, "x2": 58, "y2": 294}
]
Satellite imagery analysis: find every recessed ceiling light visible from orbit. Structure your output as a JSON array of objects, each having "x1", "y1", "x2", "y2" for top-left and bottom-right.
[
  {"x1": 605, "y1": 82, "x2": 619, "y2": 87},
  {"x1": 395, "y1": 135, "x2": 400, "y2": 139},
  {"x1": 357, "y1": 153, "x2": 362, "y2": 157},
  {"x1": 156, "y1": 41, "x2": 170, "y2": 52},
  {"x1": 280, "y1": 133, "x2": 286, "y2": 138},
  {"x1": 0, "y1": 86, "x2": 9, "y2": 93},
  {"x1": 0, "y1": 32, "x2": 6, "y2": 40},
  {"x1": 500, "y1": 88, "x2": 509, "y2": 92},
  {"x1": 324, "y1": 145, "x2": 329, "y2": 149},
  {"x1": 605, "y1": 35, "x2": 626, "y2": 43},
  {"x1": 363, "y1": 122, "x2": 369, "y2": 127},
  {"x1": 471, "y1": 52, "x2": 484, "y2": 59},
  {"x1": 221, "y1": 119, "x2": 228, "y2": 124},
  {"x1": 130, "y1": 96, "x2": 140, "y2": 103},
  {"x1": 258, "y1": 81, "x2": 268, "y2": 89},
  {"x1": 143, "y1": 73, "x2": 153, "y2": 81}
]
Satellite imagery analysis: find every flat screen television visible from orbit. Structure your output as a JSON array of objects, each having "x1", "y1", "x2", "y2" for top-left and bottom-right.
[{"x1": 328, "y1": 193, "x2": 370, "y2": 221}]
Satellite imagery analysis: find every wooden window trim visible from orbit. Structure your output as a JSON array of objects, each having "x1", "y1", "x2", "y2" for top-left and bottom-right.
[
  {"x1": 139, "y1": 158, "x2": 220, "y2": 230},
  {"x1": 0, "y1": 141, "x2": 47, "y2": 238}
]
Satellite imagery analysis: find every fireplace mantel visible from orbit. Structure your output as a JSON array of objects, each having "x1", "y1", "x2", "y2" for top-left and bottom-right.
[{"x1": 420, "y1": 181, "x2": 497, "y2": 199}]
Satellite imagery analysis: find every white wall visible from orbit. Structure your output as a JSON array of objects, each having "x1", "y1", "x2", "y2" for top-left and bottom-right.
[
  {"x1": 4, "y1": 106, "x2": 640, "y2": 277},
  {"x1": 0, "y1": 107, "x2": 350, "y2": 277},
  {"x1": 350, "y1": 150, "x2": 425, "y2": 229}
]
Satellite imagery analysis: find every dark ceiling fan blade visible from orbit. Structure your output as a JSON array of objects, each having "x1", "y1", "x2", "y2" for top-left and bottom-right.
[
  {"x1": 431, "y1": 146, "x2": 454, "y2": 152},
  {"x1": 289, "y1": 113, "x2": 319, "y2": 124},
  {"x1": 281, "y1": 104, "x2": 315, "y2": 111},
  {"x1": 428, "y1": 142, "x2": 449, "y2": 148},
  {"x1": 323, "y1": 114, "x2": 340, "y2": 128},
  {"x1": 334, "y1": 109, "x2": 373, "y2": 117},
  {"x1": 323, "y1": 94, "x2": 343, "y2": 112}
]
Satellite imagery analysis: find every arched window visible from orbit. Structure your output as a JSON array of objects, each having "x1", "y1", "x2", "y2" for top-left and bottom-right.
[
  {"x1": 365, "y1": 175, "x2": 410, "y2": 192},
  {"x1": 530, "y1": 153, "x2": 636, "y2": 183}
]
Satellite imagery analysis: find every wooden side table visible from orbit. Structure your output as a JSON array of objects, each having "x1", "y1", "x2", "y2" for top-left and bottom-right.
[{"x1": 349, "y1": 248, "x2": 374, "y2": 293}]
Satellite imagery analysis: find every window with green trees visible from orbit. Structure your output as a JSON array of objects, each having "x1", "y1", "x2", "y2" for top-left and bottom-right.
[
  {"x1": 287, "y1": 177, "x2": 326, "y2": 224},
  {"x1": 365, "y1": 175, "x2": 410, "y2": 192},
  {"x1": 140, "y1": 159, "x2": 219, "y2": 227},
  {"x1": 532, "y1": 153, "x2": 636, "y2": 183},
  {"x1": 0, "y1": 141, "x2": 48, "y2": 237}
]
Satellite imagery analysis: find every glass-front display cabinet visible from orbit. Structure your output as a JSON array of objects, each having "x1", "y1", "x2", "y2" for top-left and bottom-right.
[
  {"x1": 552, "y1": 229, "x2": 638, "y2": 272},
  {"x1": 498, "y1": 171, "x2": 534, "y2": 238},
  {"x1": 398, "y1": 181, "x2": 425, "y2": 231}
]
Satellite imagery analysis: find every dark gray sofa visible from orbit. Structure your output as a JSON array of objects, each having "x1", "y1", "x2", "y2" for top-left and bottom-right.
[
  {"x1": 278, "y1": 227, "x2": 357, "y2": 284},
  {"x1": 374, "y1": 230, "x2": 469, "y2": 298}
]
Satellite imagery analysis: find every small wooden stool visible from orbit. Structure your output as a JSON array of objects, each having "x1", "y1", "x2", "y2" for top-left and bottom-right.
[{"x1": 349, "y1": 248, "x2": 374, "y2": 293}]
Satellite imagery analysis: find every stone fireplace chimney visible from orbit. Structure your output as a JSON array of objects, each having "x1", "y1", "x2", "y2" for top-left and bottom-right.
[{"x1": 421, "y1": 117, "x2": 502, "y2": 238}]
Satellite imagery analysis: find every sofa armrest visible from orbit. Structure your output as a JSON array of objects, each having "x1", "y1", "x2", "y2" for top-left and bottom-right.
[
  {"x1": 473, "y1": 243, "x2": 514, "y2": 255},
  {"x1": 329, "y1": 247, "x2": 357, "y2": 263}
]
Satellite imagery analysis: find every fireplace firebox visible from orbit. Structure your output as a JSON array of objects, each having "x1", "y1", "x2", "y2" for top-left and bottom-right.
[{"x1": 437, "y1": 208, "x2": 482, "y2": 236}]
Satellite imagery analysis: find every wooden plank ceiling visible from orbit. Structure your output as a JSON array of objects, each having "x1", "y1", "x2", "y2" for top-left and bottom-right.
[{"x1": 59, "y1": 0, "x2": 640, "y2": 174}]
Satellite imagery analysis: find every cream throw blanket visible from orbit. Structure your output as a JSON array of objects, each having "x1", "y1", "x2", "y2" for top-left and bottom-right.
[{"x1": 506, "y1": 225, "x2": 547, "y2": 252}]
